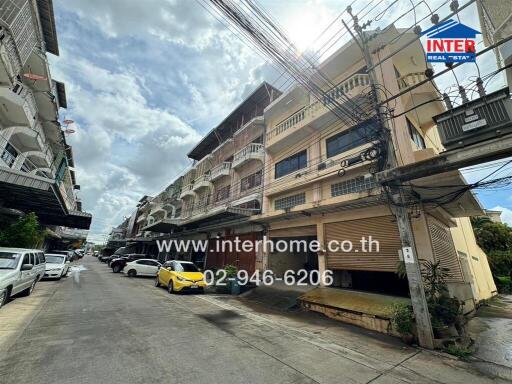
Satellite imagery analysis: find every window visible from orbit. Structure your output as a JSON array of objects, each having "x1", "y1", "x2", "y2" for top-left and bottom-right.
[
  {"x1": 275, "y1": 192, "x2": 306, "y2": 210},
  {"x1": 33, "y1": 253, "x2": 40, "y2": 265},
  {"x1": 175, "y1": 262, "x2": 199, "y2": 272},
  {"x1": 326, "y1": 120, "x2": 377, "y2": 158},
  {"x1": 40, "y1": 253, "x2": 45, "y2": 263},
  {"x1": 1, "y1": 143, "x2": 18, "y2": 167},
  {"x1": 275, "y1": 150, "x2": 307, "y2": 178},
  {"x1": 241, "y1": 170, "x2": 262, "y2": 192},
  {"x1": 215, "y1": 185, "x2": 231, "y2": 202},
  {"x1": 331, "y1": 176, "x2": 376, "y2": 197},
  {"x1": 407, "y1": 118, "x2": 426, "y2": 149},
  {"x1": 22, "y1": 253, "x2": 30, "y2": 266}
]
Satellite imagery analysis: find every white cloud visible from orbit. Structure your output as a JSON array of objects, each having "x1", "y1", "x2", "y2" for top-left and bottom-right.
[
  {"x1": 491, "y1": 206, "x2": 512, "y2": 227},
  {"x1": 56, "y1": 0, "x2": 219, "y2": 49}
]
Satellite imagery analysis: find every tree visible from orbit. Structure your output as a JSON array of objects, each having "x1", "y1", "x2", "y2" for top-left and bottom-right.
[
  {"x1": 0, "y1": 213, "x2": 46, "y2": 248},
  {"x1": 471, "y1": 219, "x2": 512, "y2": 253}
]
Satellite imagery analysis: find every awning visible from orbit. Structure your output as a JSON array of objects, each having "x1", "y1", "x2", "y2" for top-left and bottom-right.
[
  {"x1": 0, "y1": 167, "x2": 92, "y2": 229},
  {"x1": 408, "y1": 170, "x2": 484, "y2": 217},
  {"x1": 180, "y1": 206, "x2": 255, "y2": 229},
  {"x1": 142, "y1": 218, "x2": 181, "y2": 233}
]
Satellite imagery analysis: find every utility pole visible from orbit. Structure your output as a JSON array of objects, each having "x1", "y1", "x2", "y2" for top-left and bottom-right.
[{"x1": 343, "y1": 10, "x2": 435, "y2": 348}]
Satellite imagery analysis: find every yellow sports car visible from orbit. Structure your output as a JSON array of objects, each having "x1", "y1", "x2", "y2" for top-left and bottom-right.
[{"x1": 155, "y1": 260, "x2": 206, "y2": 293}]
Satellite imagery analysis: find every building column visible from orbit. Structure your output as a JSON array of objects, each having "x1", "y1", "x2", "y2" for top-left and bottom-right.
[{"x1": 316, "y1": 221, "x2": 327, "y2": 287}]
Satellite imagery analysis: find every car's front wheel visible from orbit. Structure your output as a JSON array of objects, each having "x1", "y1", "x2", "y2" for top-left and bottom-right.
[
  {"x1": 127, "y1": 269, "x2": 137, "y2": 278},
  {"x1": 167, "y1": 280, "x2": 174, "y2": 294},
  {"x1": 112, "y1": 265, "x2": 122, "y2": 273},
  {"x1": 0, "y1": 288, "x2": 9, "y2": 308}
]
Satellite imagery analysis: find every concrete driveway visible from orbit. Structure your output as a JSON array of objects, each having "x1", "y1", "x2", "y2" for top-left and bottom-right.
[{"x1": 0, "y1": 257, "x2": 507, "y2": 384}]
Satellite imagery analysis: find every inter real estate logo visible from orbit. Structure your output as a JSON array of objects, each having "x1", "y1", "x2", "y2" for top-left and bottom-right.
[{"x1": 423, "y1": 19, "x2": 481, "y2": 63}]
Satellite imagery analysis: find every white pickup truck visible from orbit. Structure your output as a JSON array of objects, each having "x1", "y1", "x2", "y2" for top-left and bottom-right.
[{"x1": 0, "y1": 248, "x2": 46, "y2": 309}]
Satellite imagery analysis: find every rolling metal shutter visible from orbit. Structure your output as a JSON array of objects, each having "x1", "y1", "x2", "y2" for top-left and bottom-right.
[
  {"x1": 268, "y1": 225, "x2": 317, "y2": 238},
  {"x1": 427, "y1": 216, "x2": 464, "y2": 282},
  {"x1": 324, "y1": 216, "x2": 401, "y2": 272}
]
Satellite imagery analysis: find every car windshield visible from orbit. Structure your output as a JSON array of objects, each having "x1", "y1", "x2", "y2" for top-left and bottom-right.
[
  {"x1": 175, "y1": 262, "x2": 199, "y2": 272},
  {"x1": 45, "y1": 255, "x2": 65, "y2": 264},
  {"x1": 0, "y1": 252, "x2": 21, "y2": 269}
]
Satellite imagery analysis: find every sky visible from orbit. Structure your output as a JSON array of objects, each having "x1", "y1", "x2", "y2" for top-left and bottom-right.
[{"x1": 47, "y1": 0, "x2": 512, "y2": 243}]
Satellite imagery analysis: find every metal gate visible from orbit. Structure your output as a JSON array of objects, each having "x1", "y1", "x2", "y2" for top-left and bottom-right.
[{"x1": 324, "y1": 216, "x2": 401, "y2": 272}]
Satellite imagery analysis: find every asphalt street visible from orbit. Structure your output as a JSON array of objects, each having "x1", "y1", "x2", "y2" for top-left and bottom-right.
[{"x1": 0, "y1": 256, "x2": 507, "y2": 384}]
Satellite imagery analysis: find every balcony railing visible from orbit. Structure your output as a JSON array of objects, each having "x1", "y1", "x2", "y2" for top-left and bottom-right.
[
  {"x1": 0, "y1": 0, "x2": 37, "y2": 66},
  {"x1": 210, "y1": 162, "x2": 231, "y2": 181},
  {"x1": 192, "y1": 173, "x2": 211, "y2": 191},
  {"x1": 266, "y1": 73, "x2": 370, "y2": 143},
  {"x1": 397, "y1": 72, "x2": 428, "y2": 91},
  {"x1": 179, "y1": 183, "x2": 195, "y2": 198},
  {"x1": 1, "y1": 33, "x2": 22, "y2": 80},
  {"x1": 232, "y1": 143, "x2": 264, "y2": 168}
]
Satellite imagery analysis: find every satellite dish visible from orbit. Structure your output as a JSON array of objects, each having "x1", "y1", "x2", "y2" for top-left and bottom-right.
[
  {"x1": 23, "y1": 73, "x2": 47, "y2": 81},
  {"x1": 63, "y1": 119, "x2": 74, "y2": 125}
]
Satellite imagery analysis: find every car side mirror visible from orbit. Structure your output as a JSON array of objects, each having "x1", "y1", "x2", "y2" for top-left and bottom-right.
[
  {"x1": 66, "y1": 261, "x2": 70, "y2": 264},
  {"x1": 21, "y1": 264, "x2": 33, "y2": 271}
]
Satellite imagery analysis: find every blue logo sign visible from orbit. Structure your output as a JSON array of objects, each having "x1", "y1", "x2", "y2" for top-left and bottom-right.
[{"x1": 423, "y1": 19, "x2": 481, "y2": 63}]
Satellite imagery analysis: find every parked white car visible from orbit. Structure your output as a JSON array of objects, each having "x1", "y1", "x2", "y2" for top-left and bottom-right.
[
  {"x1": 44, "y1": 253, "x2": 71, "y2": 279},
  {"x1": 123, "y1": 259, "x2": 161, "y2": 277},
  {"x1": 0, "y1": 248, "x2": 46, "y2": 309}
]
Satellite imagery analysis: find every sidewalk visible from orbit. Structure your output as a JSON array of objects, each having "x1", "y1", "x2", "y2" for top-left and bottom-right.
[
  {"x1": 198, "y1": 286, "x2": 509, "y2": 383},
  {"x1": 468, "y1": 295, "x2": 512, "y2": 381}
]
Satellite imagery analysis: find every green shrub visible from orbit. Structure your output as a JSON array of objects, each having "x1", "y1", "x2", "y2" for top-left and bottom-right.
[
  {"x1": 488, "y1": 251, "x2": 512, "y2": 277},
  {"x1": 224, "y1": 264, "x2": 237, "y2": 278},
  {"x1": 444, "y1": 344, "x2": 472, "y2": 359},
  {"x1": 0, "y1": 213, "x2": 46, "y2": 248},
  {"x1": 390, "y1": 302, "x2": 414, "y2": 335},
  {"x1": 495, "y1": 276, "x2": 512, "y2": 294},
  {"x1": 429, "y1": 295, "x2": 462, "y2": 327}
]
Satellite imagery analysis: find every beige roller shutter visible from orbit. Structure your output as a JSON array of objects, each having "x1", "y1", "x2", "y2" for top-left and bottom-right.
[
  {"x1": 427, "y1": 216, "x2": 464, "y2": 282},
  {"x1": 268, "y1": 225, "x2": 317, "y2": 238},
  {"x1": 325, "y1": 216, "x2": 401, "y2": 272}
]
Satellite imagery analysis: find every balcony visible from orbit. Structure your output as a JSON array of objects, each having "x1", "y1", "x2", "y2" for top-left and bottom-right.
[
  {"x1": 0, "y1": 32, "x2": 22, "y2": 84},
  {"x1": 232, "y1": 143, "x2": 264, "y2": 169},
  {"x1": 0, "y1": 0, "x2": 37, "y2": 67},
  {"x1": 266, "y1": 73, "x2": 371, "y2": 151},
  {"x1": 179, "y1": 183, "x2": 195, "y2": 199},
  {"x1": 210, "y1": 162, "x2": 231, "y2": 181},
  {"x1": 192, "y1": 173, "x2": 211, "y2": 191},
  {"x1": 397, "y1": 72, "x2": 444, "y2": 127}
]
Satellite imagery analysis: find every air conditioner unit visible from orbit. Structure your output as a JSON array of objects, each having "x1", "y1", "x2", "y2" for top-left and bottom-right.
[{"x1": 434, "y1": 87, "x2": 512, "y2": 150}]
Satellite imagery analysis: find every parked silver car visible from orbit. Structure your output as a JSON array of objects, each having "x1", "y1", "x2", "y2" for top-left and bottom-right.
[{"x1": 0, "y1": 248, "x2": 46, "y2": 309}]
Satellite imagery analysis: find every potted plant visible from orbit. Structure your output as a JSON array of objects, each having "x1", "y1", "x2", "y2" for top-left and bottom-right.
[
  {"x1": 224, "y1": 264, "x2": 240, "y2": 295},
  {"x1": 390, "y1": 302, "x2": 415, "y2": 344},
  {"x1": 420, "y1": 260, "x2": 462, "y2": 338}
]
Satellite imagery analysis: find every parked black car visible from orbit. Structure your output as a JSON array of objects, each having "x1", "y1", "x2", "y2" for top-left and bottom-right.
[
  {"x1": 103, "y1": 247, "x2": 131, "y2": 265},
  {"x1": 111, "y1": 254, "x2": 148, "y2": 273}
]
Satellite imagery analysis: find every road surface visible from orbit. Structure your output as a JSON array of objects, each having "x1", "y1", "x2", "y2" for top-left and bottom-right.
[{"x1": 0, "y1": 257, "x2": 505, "y2": 383}]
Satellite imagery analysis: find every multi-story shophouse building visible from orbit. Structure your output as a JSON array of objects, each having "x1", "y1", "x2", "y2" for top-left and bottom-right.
[
  {"x1": 255, "y1": 26, "x2": 496, "y2": 312},
  {"x1": 141, "y1": 178, "x2": 183, "y2": 261},
  {"x1": 173, "y1": 82, "x2": 281, "y2": 271},
  {"x1": 0, "y1": 0, "x2": 91, "y2": 230}
]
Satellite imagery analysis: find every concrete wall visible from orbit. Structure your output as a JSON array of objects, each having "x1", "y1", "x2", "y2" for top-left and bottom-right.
[{"x1": 450, "y1": 217, "x2": 498, "y2": 301}]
